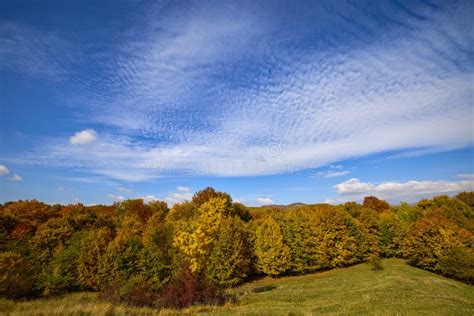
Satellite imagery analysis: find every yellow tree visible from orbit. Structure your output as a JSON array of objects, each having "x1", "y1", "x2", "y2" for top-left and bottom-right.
[
  {"x1": 254, "y1": 216, "x2": 292, "y2": 276},
  {"x1": 173, "y1": 197, "x2": 229, "y2": 272}
]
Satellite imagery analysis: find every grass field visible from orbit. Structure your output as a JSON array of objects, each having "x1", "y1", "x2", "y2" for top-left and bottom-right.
[{"x1": 1, "y1": 259, "x2": 473, "y2": 315}]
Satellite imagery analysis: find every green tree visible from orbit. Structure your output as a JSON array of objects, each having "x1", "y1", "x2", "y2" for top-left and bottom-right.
[
  {"x1": 378, "y1": 211, "x2": 404, "y2": 257},
  {"x1": 39, "y1": 231, "x2": 83, "y2": 296},
  {"x1": 99, "y1": 231, "x2": 143, "y2": 285}
]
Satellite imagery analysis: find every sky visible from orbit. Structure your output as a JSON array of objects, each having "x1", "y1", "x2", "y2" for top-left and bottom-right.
[{"x1": 0, "y1": 0, "x2": 473, "y2": 206}]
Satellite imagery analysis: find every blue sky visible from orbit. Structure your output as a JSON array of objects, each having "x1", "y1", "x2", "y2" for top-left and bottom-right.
[{"x1": 0, "y1": 0, "x2": 473, "y2": 206}]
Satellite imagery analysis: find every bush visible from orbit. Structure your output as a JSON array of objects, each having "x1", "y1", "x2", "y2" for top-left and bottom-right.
[
  {"x1": 159, "y1": 266, "x2": 224, "y2": 309},
  {"x1": 98, "y1": 275, "x2": 159, "y2": 307},
  {"x1": 438, "y1": 247, "x2": 474, "y2": 283},
  {"x1": 368, "y1": 254, "x2": 383, "y2": 271},
  {"x1": 0, "y1": 252, "x2": 36, "y2": 298}
]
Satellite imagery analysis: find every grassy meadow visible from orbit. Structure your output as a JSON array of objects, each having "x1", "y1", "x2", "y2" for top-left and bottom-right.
[{"x1": 1, "y1": 259, "x2": 472, "y2": 315}]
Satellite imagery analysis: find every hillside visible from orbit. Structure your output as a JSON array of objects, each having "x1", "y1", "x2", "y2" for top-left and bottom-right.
[{"x1": 1, "y1": 259, "x2": 472, "y2": 315}]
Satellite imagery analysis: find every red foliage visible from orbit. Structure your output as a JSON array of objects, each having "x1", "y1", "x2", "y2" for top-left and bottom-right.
[
  {"x1": 159, "y1": 266, "x2": 223, "y2": 309},
  {"x1": 9, "y1": 222, "x2": 33, "y2": 239},
  {"x1": 98, "y1": 276, "x2": 159, "y2": 307},
  {"x1": 363, "y1": 196, "x2": 390, "y2": 212}
]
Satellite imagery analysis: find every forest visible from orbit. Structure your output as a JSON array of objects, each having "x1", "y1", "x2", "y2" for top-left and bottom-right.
[{"x1": 0, "y1": 188, "x2": 473, "y2": 309}]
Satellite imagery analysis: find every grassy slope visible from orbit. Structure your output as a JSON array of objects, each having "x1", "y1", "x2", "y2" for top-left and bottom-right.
[{"x1": 0, "y1": 259, "x2": 472, "y2": 315}]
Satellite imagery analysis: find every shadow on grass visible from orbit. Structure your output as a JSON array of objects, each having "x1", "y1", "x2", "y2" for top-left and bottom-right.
[{"x1": 251, "y1": 285, "x2": 277, "y2": 293}]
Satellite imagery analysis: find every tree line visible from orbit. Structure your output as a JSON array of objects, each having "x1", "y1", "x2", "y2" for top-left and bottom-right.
[{"x1": 0, "y1": 188, "x2": 473, "y2": 308}]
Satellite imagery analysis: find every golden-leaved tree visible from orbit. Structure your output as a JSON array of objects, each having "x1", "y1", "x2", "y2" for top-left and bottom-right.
[
  {"x1": 254, "y1": 215, "x2": 292, "y2": 276},
  {"x1": 78, "y1": 227, "x2": 113, "y2": 290},
  {"x1": 173, "y1": 196, "x2": 229, "y2": 272},
  {"x1": 402, "y1": 214, "x2": 472, "y2": 273}
]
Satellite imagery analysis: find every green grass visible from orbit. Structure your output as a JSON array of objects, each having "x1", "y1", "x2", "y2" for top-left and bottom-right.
[{"x1": 1, "y1": 259, "x2": 473, "y2": 315}]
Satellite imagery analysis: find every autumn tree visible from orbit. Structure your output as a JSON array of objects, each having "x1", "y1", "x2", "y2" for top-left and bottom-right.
[
  {"x1": 0, "y1": 252, "x2": 36, "y2": 298},
  {"x1": 138, "y1": 213, "x2": 174, "y2": 289},
  {"x1": 378, "y1": 211, "x2": 404, "y2": 257},
  {"x1": 192, "y1": 187, "x2": 231, "y2": 208},
  {"x1": 402, "y1": 215, "x2": 472, "y2": 273},
  {"x1": 173, "y1": 197, "x2": 230, "y2": 272},
  {"x1": 456, "y1": 191, "x2": 474, "y2": 209},
  {"x1": 417, "y1": 195, "x2": 474, "y2": 232},
  {"x1": 363, "y1": 196, "x2": 390, "y2": 212},
  {"x1": 78, "y1": 228, "x2": 114, "y2": 289},
  {"x1": 205, "y1": 217, "x2": 252, "y2": 287},
  {"x1": 99, "y1": 230, "x2": 144, "y2": 285},
  {"x1": 276, "y1": 212, "x2": 321, "y2": 273},
  {"x1": 254, "y1": 216, "x2": 292, "y2": 276},
  {"x1": 310, "y1": 207, "x2": 375, "y2": 268}
]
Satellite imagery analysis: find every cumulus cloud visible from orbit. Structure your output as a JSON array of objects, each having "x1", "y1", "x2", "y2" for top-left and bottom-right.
[
  {"x1": 140, "y1": 195, "x2": 160, "y2": 203},
  {"x1": 164, "y1": 186, "x2": 194, "y2": 205},
  {"x1": 330, "y1": 177, "x2": 474, "y2": 203},
  {"x1": 177, "y1": 186, "x2": 191, "y2": 193},
  {"x1": 256, "y1": 197, "x2": 274, "y2": 205},
  {"x1": 8, "y1": 174, "x2": 22, "y2": 181},
  {"x1": 0, "y1": 165, "x2": 9, "y2": 176},
  {"x1": 107, "y1": 194, "x2": 124, "y2": 202},
  {"x1": 69, "y1": 129, "x2": 97, "y2": 145}
]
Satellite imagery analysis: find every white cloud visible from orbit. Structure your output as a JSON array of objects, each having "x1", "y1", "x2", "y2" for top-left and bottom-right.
[
  {"x1": 140, "y1": 195, "x2": 160, "y2": 203},
  {"x1": 69, "y1": 129, "x2": 97, "y2": 145},
  {"x1": 107, "y1": 194, "x2": 124, "y2": 202},
  {"x1": 0, "y1": 165, "x2": 9, "y2": 176},
  {"x1": 256, "y1": 197, "x2": 274, "y2": 205},
  {"x1": 164, "y1": 186, "x2": 194, "y2": 205},
  {"x1": 317, "y1": 170, "x2": 351, "y2": 178},
  {"x1": 177, "y1": 186, "x2": 191, "y2": 193},
  {"x1": 457, "y1": 174, "x2": 474, "y2": 180},
  {"x1": 9, "y1": 174, "x2": 22, "y2": 181},
  {"x1": 334, "y1": 178, "x2": 375, "y2": 195},
  {"x1": 331, "y1": 177, "x2": 474, "y2": 203}
]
